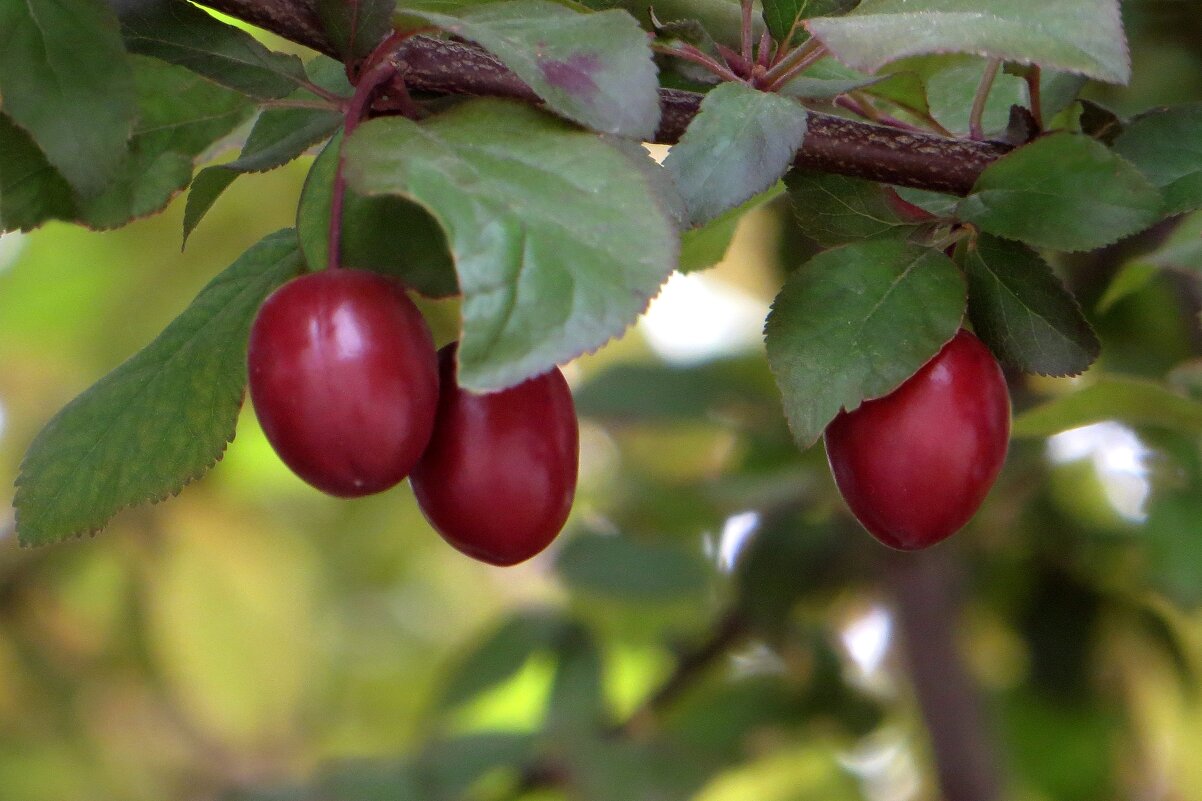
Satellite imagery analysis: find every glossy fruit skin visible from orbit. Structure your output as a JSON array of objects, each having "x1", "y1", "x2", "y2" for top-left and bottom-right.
[
  {"x1": 411, "y1": 345, "x2": 579, "y2": 566},
  {"x1": 823, "y1": 330, "x2": 1010, "y2": 550},
  {"x1": 247, "y1": 269, "x2": 439, "y2": 497}
]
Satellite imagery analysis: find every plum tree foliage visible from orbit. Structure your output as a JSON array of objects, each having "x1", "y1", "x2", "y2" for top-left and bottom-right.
[{"x1": 4, "y1": 0, "x2": 1202, "y2": 799}]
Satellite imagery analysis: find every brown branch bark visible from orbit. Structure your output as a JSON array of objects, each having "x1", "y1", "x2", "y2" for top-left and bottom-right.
[{"x1": 199, "y1": 0, "x2": 1009, "y2": 195}]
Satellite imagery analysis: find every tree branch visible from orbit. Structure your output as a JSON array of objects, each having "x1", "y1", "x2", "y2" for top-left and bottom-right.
[{"x1": 199, "y1": 0, "x2": 1009, "y2": 194}]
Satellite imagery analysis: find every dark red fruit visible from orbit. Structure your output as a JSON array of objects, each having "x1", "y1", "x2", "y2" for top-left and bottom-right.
[
  {"x1": 823, "y1": 329, "x2": 1010, "y2": 550},
  {"x1": 247, "y1": 270, "x2": 439, "y2": 497},
  {"x1": 411, "y1": 344, "x2": 579, "y2": 566}
]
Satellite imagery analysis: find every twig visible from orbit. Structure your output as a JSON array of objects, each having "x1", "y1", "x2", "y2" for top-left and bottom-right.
[
  {"x1": 969, "y1": 58, "x2": 1003, "y2": 140},
  {"x1": 881, "y1": 547, "x2": 1003, "y2": 801}
]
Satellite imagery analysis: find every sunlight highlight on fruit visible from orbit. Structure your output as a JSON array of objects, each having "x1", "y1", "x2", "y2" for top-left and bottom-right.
[{"x1": 1046, "y1": 421, "x2": 1151, "y2": 522}]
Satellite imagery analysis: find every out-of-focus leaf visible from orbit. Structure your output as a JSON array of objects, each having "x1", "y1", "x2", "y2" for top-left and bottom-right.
[
  {"x1": 1114, "y1": 103, "x2": 1202, "y2": 216},
  {"x1": 575, "y1": 358, "x2": 779, "y2": 423},
  {"x1": 1098, "y1": 211, "x2": 1202, "y2": 312},
  {"x1": 555, "y1": 532, "x2": 713, "y2": 602},
  {"x1": 1012, "y1": 377, "x2": 1202, "y2": 438},
  {"x1": 1144, "y1": 491, "x2": 1202, "y2": 608},
  {"x1": 806, "y1": 0, "x2": 1130, "y2": 85},
  {"x1": 414, "y1": 734, "x2": 533, "y2": 799},
  {"x1": 296, "y1": 134, "x2": 458, "y2": 295},
  {"x1": 545, "y1": 622, "x2": 606, "y2": 731},
  {"x1": 343, "y1": 100, "x2": 678, "y2": 391},
  {"x1": 665, "y1": 82, "x2": 807, "y2": 226},
  {"x1": 400, "y1": 0, "x2": 661, "y2": 138},
  {"x1": 764, "y1": 240, "x2": 965, "y2": 447},
  {"x1": 0, "y1": 0, "x2": 136, "y2": 197},
  {"x1": 13, "y1": 230, "x2": 302, "y2": 545},
  {"x1": 956, "y1": 133, "x2": 1163, "y2": 252},
  {"x1": 438, "y1": 610, "x2": 567, "y2": 710},
  {"x1": 960, "y1": 234, "x2": 1099, "y2": 376},
  {"x1": 121, "y1": 0, "x2": 309, "y2": 99}
]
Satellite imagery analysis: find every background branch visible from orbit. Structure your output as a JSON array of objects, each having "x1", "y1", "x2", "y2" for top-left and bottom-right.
[{"x1": 199, "y1": 0, "x2": 1010, "y2": 195}]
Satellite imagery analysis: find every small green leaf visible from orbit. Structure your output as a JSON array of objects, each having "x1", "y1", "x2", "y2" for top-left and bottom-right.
[
  {"x1": 438, "y1": 610, "x2": 566, "y2": 710},
  {"x1": 961, "y1": 234, "x2": 1099, "y2": 376},
  {"x1": 0, "y1": 0, "x2": 136, "y2": 197},
  {"x1": 762, "y1": 0, "x2": 855, "y2": 45},
  {"x1": 343, "y1": 100, "x2": 678, "y2": 391},
  {"x1": 13, "y1": 230, "x2": 303, "y2": 546},
  {"x1": 296, "y1": 135, "x2": 458, "y2": 296},
  {"x1": 414, "y1": 734, "x2": 534, "y2": 799},
  {"x1": 183, "y1": 58, "x2": 349, "y2": 243},
  {"x1": 121, "y1": 0, "x2": 309, "y2": 99},
  {"x1": 806, "y1": 0, "x2": 1130, "y2": 85},
  {"x1": 1012, "y1": 377, "x2": 1202, "y2": 438},
  {"x1": 1098, "y1": 211, "x2": 1202, "y2": 312},
  {"x1": 78, "y1": 57, "x2": 254, "y2": 230},
  {"x1": 1113, "y1": 103, "x2": 1202, "y2": 216},
  {"x1": 680, "y1": 184, "x2": 784, "y2": 273},
  {"x1": 785, "y1": 170, "x2": 923, "y2": 247},
  {"x1": 316, "y1": 0, "x2": 394, "y2": 59},
  {"x1": 0, "y1": 115, "x2": 77, "y2": 233},
  {"x1": 764, "y1": 240, "x2": 965, "y2": 447},
  {"x1": 956, "y1": 133, "x2": 1163, "y2": 252},
  {"x1": 555, "y1": 532, "x2": 712, "y2": 601},
  {"x1": 665, "y1": 82, "x2": 807, "y2": 226},
  {"x1": 401, "y1": 0, "x2": 661, "y2": 138}
]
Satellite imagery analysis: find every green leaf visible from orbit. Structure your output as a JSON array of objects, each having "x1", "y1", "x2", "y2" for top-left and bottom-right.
[
  {"x1": 575, "y1": 357, "x2": 779, "y2": 422},
  {"x1": 316, "y1": 0, "x2": 395, "y2": 59},
  {"x1": 1098, "y1": 211, "x2": 1202, "y2": 312},
  {"x1": 893, "y1": 186, "x2": 960, "y2": 218},
  {"x1": 183, "y1": 58, "x2": 349, "y2": 243},
  {"x1": 13, "y1": 230, "x2": 303, "y2": 546},
  {"x1": 762, "y1": 0, "x2": 855, "y2": 45},
  {"x1": 926, "y1": 61, "x2": 1028, "y2": 137},
  {"x1": 956, "y1": 133, "x2": 1163, "y2": 252},
  {"x1": 438, "y1": 610, "x2": 567, "y2": 710},
  {"x1": 680, "y1": 184, "x2": 784, "y2": 273},
  {"x1": 121, "y1": 0, "x2": 309, "y2": 99},
  {"x1": 764, "y1": 240, "x2": 965, "y2": 447},
  {"x1": 343, "y1": 100, "x2": 678, "y2": 391},
  {"x1": 1145, "y1": 492, "x2": 1202, "y2": 608},
  {"x1": 0, "y1": 115, "x2": 77, "y2": 233},
  {"x1": 296, "y1": 135, "x2": 458, "y2": 296},
  {"x1": 402, "y1": 0, "x2": 660, "y2": 138},
  {"x1": 806, "y1": 0, "x2": 1130, "y2": 85},
  {"x1": 785, "y1": 169, "x2": 924, "y2": 247},
  {"x1": 960, "y1": 234, "x2": 1099, "y2": 376},
  {"x1": 1113, "y1": 103, "x2": 1202, "y2": 216},
  {"x1": 664, "y1": 82, "x2": 807, "y2": 226},
  {"x1": 1012, "y1": 377, "x2": 1202, "y2": 438},
  {"x1": 78, "y1": 57, "x2": 254, "y2": 230},
  {"x1": 555, "y1": 533, "x2": 712, "y2": 601},
  {"x1": 0, "y1": 0, "x2": 136, "y2": 197}
]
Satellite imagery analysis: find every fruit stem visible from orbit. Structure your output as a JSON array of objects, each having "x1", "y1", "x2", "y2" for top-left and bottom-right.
[
  {"x1": 761, "y1": 38, "x2": 826, "y2": 92},
  {"x1": 327, "y1": 30, "x2": 422, "y2": 271},
  {"x1": 740, "y1": 0, "x2": 754, "y2": 67},
  {"x1": 652, "y1": 42, "x2": 744, "y2": 84},
  {"x1": 1024, "y1": 65, "x2": 1044, "y2": 130}
]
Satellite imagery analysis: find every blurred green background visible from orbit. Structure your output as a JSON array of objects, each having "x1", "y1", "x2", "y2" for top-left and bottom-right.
[{"x1": 4, "y1": 2, "x2": 1202, "y2": 800}]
